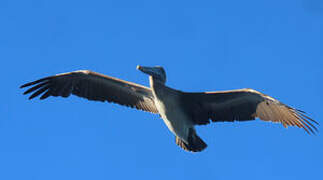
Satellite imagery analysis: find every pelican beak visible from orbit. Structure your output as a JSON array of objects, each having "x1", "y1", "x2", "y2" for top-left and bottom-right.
[
  {"x1": 136, "y1": 65, "x2": 143, "y2": 71},
  {"x1": 137, "y1": 65, "x2": 156, "y2": 76}
]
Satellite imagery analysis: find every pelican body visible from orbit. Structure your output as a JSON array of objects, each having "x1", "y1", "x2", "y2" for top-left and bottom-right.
[
  {"x1": 20, "y1": 65, "x2": 318, "y2": 152},
  {"x1": 138, "y1": 66, "x2": 206, "y2": 151}
]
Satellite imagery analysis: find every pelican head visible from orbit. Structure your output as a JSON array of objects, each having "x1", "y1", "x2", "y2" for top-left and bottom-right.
[{"x1": 137, "y1": 65, "x2": 166, "y2": 84}]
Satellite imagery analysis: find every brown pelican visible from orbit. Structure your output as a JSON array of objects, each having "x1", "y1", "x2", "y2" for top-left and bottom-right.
[{"x1": 20, "y1": 66, "x2": 318, "y2": 152}]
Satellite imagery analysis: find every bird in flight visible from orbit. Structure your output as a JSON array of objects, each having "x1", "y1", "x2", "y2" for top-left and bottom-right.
[{"x1": 20, "y1": 65, "x2": 318, "y2": 152}]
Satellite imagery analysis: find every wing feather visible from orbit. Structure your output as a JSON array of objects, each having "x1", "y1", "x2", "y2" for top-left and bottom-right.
[
  {"x1": 182, "y1": 88, "x2": 318, "y2": 134},
  {"x1": 21, "y1": 70, "x2": 158, "y2": 113}
]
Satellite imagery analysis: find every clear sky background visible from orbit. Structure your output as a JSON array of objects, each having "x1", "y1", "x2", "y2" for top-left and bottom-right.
[{"x1": 1, "y1": 0, "x2": 322, "y2": 179}]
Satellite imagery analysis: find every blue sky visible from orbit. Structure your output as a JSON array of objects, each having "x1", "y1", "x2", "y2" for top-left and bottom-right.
[{"x1": 1, "y1": 0, "x2": 323, "y2": 179}]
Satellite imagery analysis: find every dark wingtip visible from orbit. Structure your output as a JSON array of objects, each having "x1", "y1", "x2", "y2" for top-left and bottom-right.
[
  {"x1": 20, "y1": 83, "x2": 31, "y2": 88},
  {"x1": 299, "y1": 113, "x2": 319, "y2": 135},
  {"x1": 301, "y1": 112, "x2": 320, "y2": 126},
  {"x1": 20, "y1": 77, "x2": 51, "y2": 89},
  {"x1": 20, "y1": 81, "x2": 38, "y2": 88},
  {"x1": 39, "y1": 90, "x2": 51, "y2": 100}
]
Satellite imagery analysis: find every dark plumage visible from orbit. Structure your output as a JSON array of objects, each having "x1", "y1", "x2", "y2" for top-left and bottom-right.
[{"x1": 21, "y1": 70, "x2": 158, "y2": 113}]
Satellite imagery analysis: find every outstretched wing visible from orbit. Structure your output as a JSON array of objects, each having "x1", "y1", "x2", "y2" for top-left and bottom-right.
[
  {"x1": 182, "y1": 88, "x2": 318, "y2": 134},
  {"x1": 20, "y1": 70, "x2": 158, "y2": 113}
]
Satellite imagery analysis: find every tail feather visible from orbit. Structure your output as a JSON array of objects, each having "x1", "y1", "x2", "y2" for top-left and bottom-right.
[{"x1": 175, "y1": 130, "x2": 207, "y2": 152}]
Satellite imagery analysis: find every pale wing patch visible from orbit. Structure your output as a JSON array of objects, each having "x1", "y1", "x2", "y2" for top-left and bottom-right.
[{"x1": 255, "y1": 99, "x2": 318, "y2": 134}]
